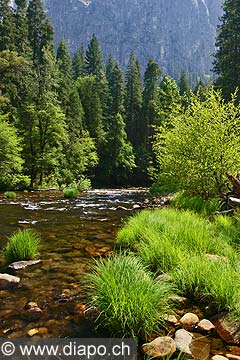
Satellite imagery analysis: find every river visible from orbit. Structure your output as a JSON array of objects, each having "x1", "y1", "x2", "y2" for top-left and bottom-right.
[{"x1": 0, "y1": 189, "x2": 147, "y2": 338}]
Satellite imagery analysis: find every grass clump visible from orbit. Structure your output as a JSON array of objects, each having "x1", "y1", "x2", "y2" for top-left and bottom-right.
[
  {"x1": 149, "y1": 182, "x2": 177, "y2": 195},
  {"x1": 171, "y1": 191, "x2": 223, "y2": 216},
  {"x1": 4, "y1": 229, "x2": 40, "y2": 265},
  {"x1": 63, "y1": 188, "x2": 79, "y2": 198},
  {"x1": 86, "y1": 254, "x2": 174, "y2": 338},
  {"x1": 4, "y1": 191, "x2": 16, "y2": 199}
]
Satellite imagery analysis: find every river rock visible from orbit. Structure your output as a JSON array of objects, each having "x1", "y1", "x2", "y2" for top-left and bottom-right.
[
  {"x1": 226, "y1": 355, "x2": 240, "y2": 360},
  {"x1": 0, "y1": 273, "x2": 20, "y2": 289},
  {"x1": 196, "y1": 319, "x2": 215, "y2": 333},
  {"x1": 212, "y1": 356, "x2": 228, "y2": 360},
  {"x1": 180, "y1": 313, "x2": 199, "y2": 330},
  {"x1": 164, "y1": 314, "x2": 179, "y2": 326},
  {"x1": 214, "y1": 313, "x2": 240, "y2": 344},
  {"x1": 191, "y1": 332, "x2": 211, "y2": 360},
  {"x1": 156, "y1": 273, "x2": 172, "y2": 282},
  {"x1": 8, "y1": 260, "x2": 42, "y2": 273},
  {"x1": 142, "y1": 336, "x2": 176, "y2": 358},
  {"x1": 228, "y1": 347, "x2": 240, "y2": 356},
  {"x1": 174, "y1": 329, "x2": 193, "y2": 357},
  {"x1": 22, "y1": 301, "x2": 43, "y2": 321}
]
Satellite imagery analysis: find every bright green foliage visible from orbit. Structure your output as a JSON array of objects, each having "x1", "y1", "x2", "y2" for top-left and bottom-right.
[
  {"x1": 158, "y1": 75, "x2": 181, "y2": 126},
  {"x1": 86, "y1": 254, "x2": 174, "y2": 337},
  {"x1": 0, "y1": 0, "x2": 16, "y2": 51},
  {"x1": 63, "y1": 188, "x2": 79, "y2": 198},
  {"x1": 0, "y1": 114, "x2": 26, "y2": 189},
  {"x1": 116, "y1": 208, "x2": 240, "y2": 317},
  {"x1": 171, "y1": 191, "x2": 224, "y2": 216},
  {"x1": 102, "y1": 113, "x2": 136, "y2": 184},
  {"x1": 106, "y1": 57, "x2": 125, "y2": 116},
  {"x1": 154, "y1": 88, "x2": 240, "y2": 196},
  {"x1": 4, "y1": 191, "x2": 16, "y2": 199},
  {"x1": 72, "y1": 45, "x2": 85, "y2": 80},
  {"x1": 214, "y1": 0, "x2": 240, "y2": 100},
  {"x1": 4, "y1": 229, "x2": 40, "y2": 264},
  {"x1": 125, "y1": 52, "x2": 143, "y2": 147}
]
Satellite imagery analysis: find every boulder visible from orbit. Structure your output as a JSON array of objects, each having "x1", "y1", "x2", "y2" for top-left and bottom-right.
[
  {"x1": 0, "y1": 273, "x2": 20, "y2": 289},
  {"x1": 142, "y1": 336, "x2": 176, "y2": 358},
  {"x1": 180, "y1": 313, "x2": 199, "y2": 330},
  {"x1": 214, "y1": 313, "x2": 240, "y2": 344},
  {"x1": 8, "y1": 260, "x2": 42, "y2": 273}
]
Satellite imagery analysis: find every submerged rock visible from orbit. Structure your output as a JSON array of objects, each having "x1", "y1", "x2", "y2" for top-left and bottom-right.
[
  {"x1": 174, "y1": 329, "x2": 193, "y2": 357},
  {"x1": 142, "y1": 336, "x2": 176, "y2": 358},
  {"x1": 0, "y1": 273, "x2": 20, "y2": 289},
  {"x1": 8, "y1": 260, "x2": 42, "y2": 273},
  {"x1": 22, "y1": 301, "x2": 43, "y2": 321}
]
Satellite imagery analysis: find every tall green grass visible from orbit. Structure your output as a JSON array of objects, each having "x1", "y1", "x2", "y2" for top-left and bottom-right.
[
  {"x1": 86, "y1": 255, "x2": 175, "y2": 337},
  {"x1": 171, "y1": 191, "x2": 223, "y2": 216},
  {"x1": 4, "y1": 191, "x2": 16, "y2": 199},
  {"x1": 4, "y1": 229, "x2": 40, "y2": 265},
  {"x1": 116, "y1": 208, "x2": 240, "y2": 317}
]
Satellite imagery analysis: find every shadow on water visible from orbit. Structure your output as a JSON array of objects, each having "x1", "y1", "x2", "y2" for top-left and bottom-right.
[{"x1": 0, "y1": 188, "x2": 147, "y2": 338}]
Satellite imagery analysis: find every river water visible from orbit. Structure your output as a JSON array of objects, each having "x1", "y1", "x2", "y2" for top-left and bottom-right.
[{"x1": 0, "y1": 189, "x2": 147, "y2": 338}]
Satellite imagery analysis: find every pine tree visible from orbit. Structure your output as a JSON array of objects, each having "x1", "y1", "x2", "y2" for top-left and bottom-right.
[
  {"x1": 142, "y1": 59, "x2": 161, "y2": 146},
  {"x1": 14, "y1": 0, "x2": 31, "y2": 56},
  {"x1": 0, "y1": 0, "x2": 16, "y2": 51},
  {"x1": 27, "y1": 0, "x2": 54, "y2": 65},
  {"x1": 178, "y1": 71, "x2": 189, "y2": 96},
  {"x1": 106, "y1": 56, "x2": 125, "y2": 116},
  {"x1": 213, "y1": 0, "x2": 240, "y2": 100},
  {"x1": 72, "y1": 45, "x2": 85, "y2": 80},
  {"x1": 56, "y1": 39, "x2": 73, "y2": 113},
  {"x1": 125, "y1": 52, "x2": 143, "y2": 147},
  {"x1": 85, "y1": 34, "x2": 105, "y2": 77}
]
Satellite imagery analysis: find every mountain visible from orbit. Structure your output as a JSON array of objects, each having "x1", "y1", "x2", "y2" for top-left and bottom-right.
[{"x1": 43, "y1": 0, "x2": 223, "y2": 79}]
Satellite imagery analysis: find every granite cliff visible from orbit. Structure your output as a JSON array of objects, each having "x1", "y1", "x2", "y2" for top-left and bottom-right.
[{"x1": 43, "y1": 0, "x2": 222, "y2": 78}]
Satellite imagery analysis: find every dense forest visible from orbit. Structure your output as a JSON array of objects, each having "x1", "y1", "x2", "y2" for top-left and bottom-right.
[{"x1": 0, "y1": 0, "x2": 240, "y2": 196}]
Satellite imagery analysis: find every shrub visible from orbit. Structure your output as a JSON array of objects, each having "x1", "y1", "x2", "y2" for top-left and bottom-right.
[
  {"x1": 63, "y1": 188, "x2": 79, "y2": 198},
  {"x1": 86, "y1": 255, "x2": 174, "y2": 337},
  {"x1": 4, "y1": 229, "x2": 40, "y2": 265},
  {"x1": 4, "y1": 191, "x2": 16, "y2": 199},
  {"x1": 153, "y1": 88, "x2": 240, "y2": 197},
  {"x1": 149, "y1": 182, "x2": 177, "y2": 195},
  {"x1": 171, "y1": 191, "x2": 223, "y2": 216}
]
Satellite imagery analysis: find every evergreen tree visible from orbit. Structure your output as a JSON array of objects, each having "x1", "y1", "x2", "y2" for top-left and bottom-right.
[
  {"x1": 142, "y1": 59, "x2": 161, "y2": 146},
  {"x1": 178, "y1": 71, "x2": 189, "y2": 96},
  {"x1": 14, "y1": 0, "x2": 31, "y2": 56},
  {"x1": 85, "y1": 34, "x2": 105, "y2": 77},
  {"x1": 106, "y1": 56, "x2": 125, "y2": 116},
  {"x1": 0, "y1": 0, "x2": 16, "y2": 51},
  {"x1": 72, "y1": 45, "x2": 85, "y2": 80},
  {"x1": 27, "y1": 0, "x2": 54, "y2": 65},
  {"x1": 56, "y1": 39, "x2": 73, "y2": 113},
  {"x1": 213, "y1": 0, "x2": 240, "y2": 100},
  {"x1": 125, "y1": 52, "x2": 143, "y2": 147}
]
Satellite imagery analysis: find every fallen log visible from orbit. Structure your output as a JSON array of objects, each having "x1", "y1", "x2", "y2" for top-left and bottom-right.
[{"x1": 226, "y1": 172, "x2": 240, "y2": 196}]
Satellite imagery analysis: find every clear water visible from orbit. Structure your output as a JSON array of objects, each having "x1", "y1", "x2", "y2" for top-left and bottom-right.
[{"x1": 0, "y1": 189, "x2": 147, "y2": 338}]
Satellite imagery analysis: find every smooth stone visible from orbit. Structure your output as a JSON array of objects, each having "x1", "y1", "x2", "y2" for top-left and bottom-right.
[
  {"x1": 8, "y1": 259, "x2": 42, "y2": 273},
  {"x1": 22, "y1": 301, "x2": 43, "y2": 321},
  {"x1": 174, "y1": 329, "x2": 193, "y2": 357},
  {"x1": 28, "y1": 328, "x2": 39, "y2": 337},
  {"x1": 142, "y1": 336, "x2": 176, "y2": 358},
  {"x1": 164, "y1": 314, "x2": 179, "y2": 325},
  {"x1": 214, "y1": 313, "x2": 240, "y2": 344},
  {"x1": 0, "y1": 273, "x2": 20, "y2": 289},
  {"x1": 226, "y1": 355, "x2": 240, "y2": 360},
  {"x1": 212, "y1": 356, "x2": 228, "y2": 360},
  {"x1": 197, "y1": 319, "x2": 215, "y2": 333},
  {"x1": 180, "y1": 313, "x2": 199, "y2": 330},
  {"x1": 156, "y1": 273, "x2": 173, "y2": 282}
]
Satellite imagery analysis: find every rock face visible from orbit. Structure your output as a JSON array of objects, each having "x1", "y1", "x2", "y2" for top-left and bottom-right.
[{"x1": 43, "y1": 0, "x2": 222, "y2": 78}]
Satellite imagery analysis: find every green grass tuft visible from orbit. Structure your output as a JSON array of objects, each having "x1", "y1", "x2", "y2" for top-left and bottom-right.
[
  {"x1": 86, "y1": 254, "x2": 175, "y2": 337},
  {"x1": 63, "y1": 188, "x2": 79, "y2": 198},
  {"x1": 4, "y1": 229, "x2": 40, "y2": 265},
  {"x1": 4, "y1": 191, "x2": 16, "y2": 199}
]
